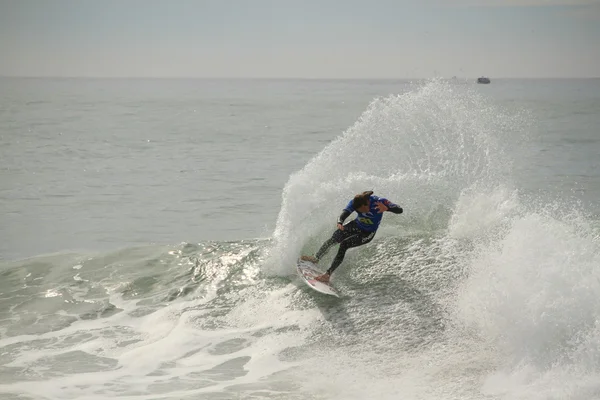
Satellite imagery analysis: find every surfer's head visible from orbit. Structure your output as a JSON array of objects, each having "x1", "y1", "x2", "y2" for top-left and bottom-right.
[{"x1": 352, "y1": 191, "x2": 373, "y2": 212}]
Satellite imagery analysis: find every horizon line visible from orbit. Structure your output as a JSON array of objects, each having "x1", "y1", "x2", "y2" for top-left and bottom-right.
[{"x1": 1, "y1": 75, "x2": 599, "y2": 80}]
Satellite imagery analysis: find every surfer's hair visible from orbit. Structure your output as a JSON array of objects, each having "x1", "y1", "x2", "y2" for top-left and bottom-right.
[{"x1": 352, "y1": 191, "x2": 374, "y2": 210}]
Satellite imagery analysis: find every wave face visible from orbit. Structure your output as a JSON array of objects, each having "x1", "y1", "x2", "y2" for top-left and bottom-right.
[{"x1": 2, "y1": 80, "x2": 600, "y2": 400}]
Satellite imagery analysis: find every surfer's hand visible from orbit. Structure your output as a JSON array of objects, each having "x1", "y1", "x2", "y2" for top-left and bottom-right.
[
  {"x1": 337, "y1": 223, "x2": 344, "y2": 231},
  {"x1": 375, "y1": 201, "x2": 388, "y2": 213}
]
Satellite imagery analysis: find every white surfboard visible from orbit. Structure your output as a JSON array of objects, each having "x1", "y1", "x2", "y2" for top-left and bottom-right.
[{"x1": 296, "y1": 259, "x2": 340, "y2": 297}]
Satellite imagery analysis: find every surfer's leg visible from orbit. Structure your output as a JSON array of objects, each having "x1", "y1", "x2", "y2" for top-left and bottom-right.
[
  {"x1": 326, "y1": 246, "x2": 350, "y2": 275},
  {"x1": 326, "y1": 230, "x2": 376, "y2": 275},
  {"x1": 314, "y1": 221, "x2": 357, "y2": 260},
  {"x1": 315, "y1": 237, "x2": 337, "y2": 260}
]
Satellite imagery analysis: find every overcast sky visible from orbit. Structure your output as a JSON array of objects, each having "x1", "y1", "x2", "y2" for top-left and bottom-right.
[{"x1": 1, "y1": 0, "x2": 599, "y2": 78}]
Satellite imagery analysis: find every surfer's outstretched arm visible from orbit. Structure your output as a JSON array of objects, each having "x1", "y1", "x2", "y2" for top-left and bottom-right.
[
  {"x1": 387, "y1": 204, "x2": 403, "y2": 214},
  {"x1": 374, "y1": 199, "x2": 403, "y2": 214}
]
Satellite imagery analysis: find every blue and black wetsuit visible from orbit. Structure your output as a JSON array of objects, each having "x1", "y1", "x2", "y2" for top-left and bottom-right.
[{"x1": 315, "y1": 195, "x2": 403, "y2": 276}]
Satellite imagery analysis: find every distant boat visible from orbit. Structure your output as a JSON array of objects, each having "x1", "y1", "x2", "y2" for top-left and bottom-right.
[{"x1": 477, "y1": 76, "x2": 491, "y2": 84}]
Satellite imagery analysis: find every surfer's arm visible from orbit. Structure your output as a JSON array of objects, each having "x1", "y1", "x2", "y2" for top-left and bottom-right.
[
  {"x1": 337, "y1": 209, "x2": 352, "y2": 225},
  {"x1": 378, "y1": 198, "x2": 403, "y2": 214},
  {"x1": 387, "y1": 204, "x2": 403, "y2": 214}
]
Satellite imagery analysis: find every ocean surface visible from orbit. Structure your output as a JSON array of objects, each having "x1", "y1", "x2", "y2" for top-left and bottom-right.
[{"x1": 1, "y1": 77, "x2": 599, "y2": 399}]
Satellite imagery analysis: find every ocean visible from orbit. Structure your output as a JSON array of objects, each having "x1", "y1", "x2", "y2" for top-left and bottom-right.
[{"x1": 1, "y1": 77, "x2": 599, "y2": 399}]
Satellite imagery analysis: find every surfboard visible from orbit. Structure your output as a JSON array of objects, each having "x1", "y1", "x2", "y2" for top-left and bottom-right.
[{"x1": 296, "y1": 259, "x2": 340, "y2": 297}]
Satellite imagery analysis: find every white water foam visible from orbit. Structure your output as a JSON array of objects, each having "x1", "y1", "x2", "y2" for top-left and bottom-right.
[
  {"x1": 0, "y1": 245, "x2": 322, "y2": 400},
  {"x1": 451, "y1": 197, "x2": 600, "y2": 399}
]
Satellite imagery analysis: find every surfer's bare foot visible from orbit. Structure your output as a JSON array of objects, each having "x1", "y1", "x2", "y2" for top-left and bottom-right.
[
  {"x1": 301, "y1": 255, "x2": 318, "y2": 263},
  {"x1": 315, "y1": 274, "x2": 330, "y2": 283}
]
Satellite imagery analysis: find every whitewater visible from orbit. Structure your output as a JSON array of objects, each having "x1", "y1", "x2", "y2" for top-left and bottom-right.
[{"x1": 1, "y1": 79, "x2": 600, "y2": 400}]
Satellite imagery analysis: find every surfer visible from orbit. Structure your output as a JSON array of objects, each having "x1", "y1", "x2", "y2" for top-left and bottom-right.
[{"x1": 301, "y1": 191, "x2": 403, "y2": 283}]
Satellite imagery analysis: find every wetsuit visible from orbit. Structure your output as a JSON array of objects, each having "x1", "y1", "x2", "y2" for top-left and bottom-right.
[{"x1": 315, "y1": 195, "x2": 403, "y2": 275}]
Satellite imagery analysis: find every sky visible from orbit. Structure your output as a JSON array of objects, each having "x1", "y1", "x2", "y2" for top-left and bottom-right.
[{"x1": 0, "y1": 0, "x2": 599, "y2": 78}]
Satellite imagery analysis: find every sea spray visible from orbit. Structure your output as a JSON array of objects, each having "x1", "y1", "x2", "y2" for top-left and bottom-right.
[{"x1": 270, "y1": 79, "x2": 519, "y2": 275}]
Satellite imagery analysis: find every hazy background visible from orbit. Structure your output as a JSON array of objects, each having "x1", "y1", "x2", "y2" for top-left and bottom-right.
[{"x1": 1, "y1": 0, "x2": 599, "y2": 79}]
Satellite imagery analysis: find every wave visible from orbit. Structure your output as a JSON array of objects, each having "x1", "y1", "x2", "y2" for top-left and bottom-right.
[{"x1": 2, "y1": 79, "x2": 599, "y2": 399}]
